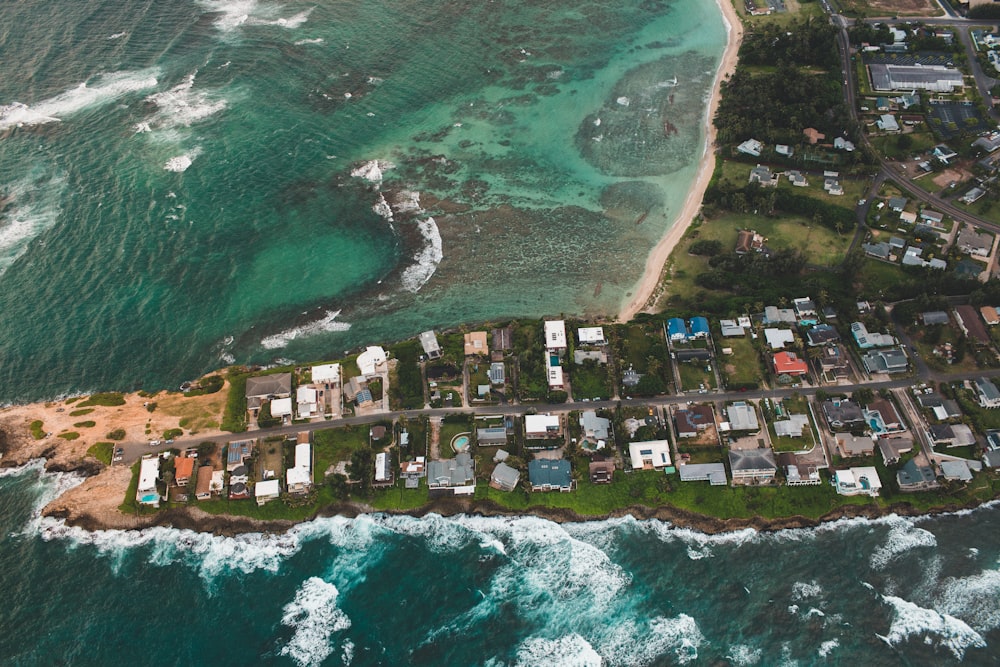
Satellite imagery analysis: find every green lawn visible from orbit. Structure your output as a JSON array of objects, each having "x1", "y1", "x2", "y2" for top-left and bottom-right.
[
  {"x1": 678, "y1": 361, "x2": 716, "y2": 391},
  {"x1": 87, "y1": 442, "x2": 114, "y2": 465},
  {"x1": 718, "y1": 335, "x2": 763, "y2": 388},
  {"x1": 313, "y1": 425, "x2": 372, "y2": 484},
  {"x1": 571, "y1": 362, "x2": 611, "y2": 400},
  {"x1": 440, "y1": 415, "x2": 474, "y2": 457}
]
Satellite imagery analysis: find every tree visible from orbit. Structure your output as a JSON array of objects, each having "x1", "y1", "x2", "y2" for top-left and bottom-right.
[
  {"x1": 348, "y1": 447, "x2": 374, "y2": 496},
  {"x1": 853, "y1": 387, "x2": 874, "y2": 405}
]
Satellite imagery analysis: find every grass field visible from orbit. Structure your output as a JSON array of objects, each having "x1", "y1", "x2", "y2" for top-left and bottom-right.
[
  {"x1": 571, "y1": 362, "x2": 611, "y2": 400},
  {"x1": 719, "y1": 336, "x2": 764, "y2": 387},
  {"x1": 87, "y1": 442, "x2": 113, "y2": 465},
  {"x1": 313, "y1": 425, "x2": 372, "y2": 484},
  {"x1": 678, "y1": 361, "x2": 716, "y2": 391}
]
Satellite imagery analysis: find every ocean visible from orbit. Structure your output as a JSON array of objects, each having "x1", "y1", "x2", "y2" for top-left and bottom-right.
[
  {"x1": 1, "y1": 462, "x2": 999, "y2": 665},
  {"x1": 0, "y1": 0, "x2": 726, "y2": 403}
]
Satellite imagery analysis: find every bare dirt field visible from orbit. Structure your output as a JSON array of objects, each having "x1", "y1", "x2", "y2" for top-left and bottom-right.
[{"x1": 932, "y1": 167, "x2": 972, "y2": 189}]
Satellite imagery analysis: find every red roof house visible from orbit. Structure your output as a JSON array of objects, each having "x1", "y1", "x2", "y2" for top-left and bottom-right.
[{"x1": 773, "y1": 351, "x2": 809, "y2": 376}]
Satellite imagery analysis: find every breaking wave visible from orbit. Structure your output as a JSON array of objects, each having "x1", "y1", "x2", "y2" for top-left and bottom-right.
[
  {"x1": 878, "y1": 594, "x2": 986, "y2": 660},
  {"x1": 144, "y1": 72, "x2": 227, "y2": 130},
  {"x1": 279, "y1": 577, "x2": 352, "y2": 667},
  {"x1": 198, "y1": 0, "x2": 313, "y2": 33},
  {"x1": 0, "y1": 170, "x2": 67, "y2": 276},
  {"x1": 400, "y1": 217, "x2": 442, "y2": 292},
  {"x1": 260, "y1": 309, "x2": 351, "y2": 349}
]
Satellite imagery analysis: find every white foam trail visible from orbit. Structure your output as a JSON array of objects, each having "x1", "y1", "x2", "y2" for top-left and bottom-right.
[
  {"x1": 0, "y1": 171, "x2": 67, "y2": 276},
  {"x1": 198, "y1": 1, "x2": 313, "y2": 33},
  {"x1": 372, "y1": 192, "x2": 393, "y2": 222},
  {"x1": 260, "y1": 310, "x2": 351, "y2": 349},
  {"x1": 164, "y1": 150, "x2": 198, "y2": 173},
  {"x1": 515, "y1": 634, "x2": 602, "y2": 667},
  {"x1": 727, "y1": 644, "x2": 762, "y2": 665},
  {"x1": 817, "y1": 639, "x2": 839, "y2": 658},
  {"x1": 870, "y1": 515, "x2": 937, "y2": 570},
  {"x1": 144, "y1": 72, "x2": 227, "y2": 129},
  {"x1": 0, "y1": 459, "x2": 87, "y2": 536},
  {"x1": 350, "y1": 160, "x2": 393, "y2": 184},
  {"x1": 107, "y1": 32, "x2": 127, "y2": 40},
  {"x1": 596, "y1": 615, "x2": 704, "y2": 666},
  {"x1": 294, "y1": 38, "x2": 324, "y2": 46},
  {"x1": 879, "y1": 594, "x2": 986, "y2": 660},
  {"x1": 400, "y1": 217, "x2": 442, "y2": 292},
  {"x1": 0, "y1": 69, "x2": 158, "y2": 131},
  {"x1": 279, "y1": 577, "x2": 351, "y2": 667},
  {"x1": 935, "y1": 567, "x2": 1000, "y2": 633}
]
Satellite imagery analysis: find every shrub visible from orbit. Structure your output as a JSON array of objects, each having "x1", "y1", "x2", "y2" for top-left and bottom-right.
[
  {"x1": 106, "y1": 428, "x2": 126, "y2": 441},
  {"x1": 146, "y1": 402, "x2": 157, "y2": 413},
  {"x1": 78, "y1": 392, "x2": 126, "y2": 407},
  {"x1": 163, "y1": 428, "x2": 183, "y2": 440},
  {"x1": 73, "y1": 420, "x2": 96, "y2": 428},
  {"x1": 30, "y1": 420, "x2": 45, "y2": 440},
  {"x1": 69, "y1": 408, "x2": 94, "y2": 417},
  {"x1": 184, "y1": 374, "x2": 225, "y2": 397},
  {"x1": 57, "y1": 432, "x2": 80, "y2": 441}
]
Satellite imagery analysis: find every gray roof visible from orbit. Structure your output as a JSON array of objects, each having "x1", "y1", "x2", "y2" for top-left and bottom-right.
[
  {"x1": 728, "y1": 448, "x2": 777, "y2": 472},
  {"x1": 823, "y1": 399, "x2": 864, "y2": 426},
  {"x1": 806, "y1": 324, "x2": 840, "y2": 346},
  {"x1": 774, "y1": 414, "x2": 810, "y2": 438},
  {"x1": 898, "y1": 460, "x2": 937, "y2": 487},
  {"x1": 427, "y1": 453, "x2": 474, "y2": 487},
  {"x1": 888, "y1": 196, "x2": 908, "y2": 210},
  {"x1": 921, "y1": 311, "x2": 950, "y2": 325},
  {"x1": 478, "y1": 427, "x2": 508, "y2": 444},
  {"x1": 727, "y1": 402, "x2": 759, "y2": 431},
  {"x1": 976, "y1": 377, "x2": 1000, "y2": 402},
  {"x1": 580, "y1": 410, "x2": 610, "y2": 441},
  {"x1": 679, "y1": 463, "x2": 727, "y2": 484},
  {"x1": 862, "y1": 349, "x2": 908, "y2": 373},
  {"x1": 245, "y1": 373, "x2": 292, "y2": 399},
  {"x1": 419, "y1": 330, "x2": 441, "y2": 356},
  {"x1": 984, "y1": 449, "x2": 1000, "y2": 468},
  {"x1": 491, "y1": 462, "x2": 521, "y2": 490},
  {"x1": 528, "y1": 459, "x2": 572, "y2": 488},
  {"x1": 940, "y1": 460, "x2": 973, "y2": 482},
  {"x1": 863, "y1": 242, "x2": 891, "y2": 259}
]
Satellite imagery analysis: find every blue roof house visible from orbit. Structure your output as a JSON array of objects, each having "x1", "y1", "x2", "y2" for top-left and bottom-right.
[
  {"x1": 667, "y1": 318, "x2": 688, "y2": 342},
  {"x1": 689, "y1": 317, "x2": 710, "y2": 339}
]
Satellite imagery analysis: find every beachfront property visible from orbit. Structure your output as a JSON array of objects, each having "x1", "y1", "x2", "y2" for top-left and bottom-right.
[
  {"x1": 400, "y1": 457, "x2": 426, "y2": 488},
  {"x1": 544, "y1": 320, "x2": 567, "y2": 352},
  {"x1": 419, "y1": 330, "x2": 442, "y2": 359},
  {"x1": 490, "y1": 462, "x2": 521, "y2": 492},
  {"x1": 822, "y1": 398, "x2": 865, "y2": 430},
  {"x1": 464, "y1": 331, "x2": 488, "y2": 356},
  {"x1": 778, "y1": 453, "x2": 821, "y2": 486},
  {"x1": 628, "y1": 440, "x2": 672, "y2": 471},
  {"x1": 374, "y1": 451, "x2": 394, "y2": 487},
  {"x1": 356, "y1": 346, "x2": 387, "y2": 377},
  {"x1": 172, "y1": 455, "x2": 194, "y2": 487},
  {"x1": 577, "y1": 326, "x2": 607, "y2": 346},
  {"x1": 528, "y1": 459, "x2": 572, "y2": 492},
  {"x1": 976, "y1": 377, "x2": 1000, "y2": 408},
  {"x1": 868, "y1": 63, "x2": 963, "y2": 93},
  {"x1": 678, "y1": 463, "x2": 727, "y2": 485},
  {"x1": 667, "y1": 318, "x2": 688, "y2": 342},
  {"x1": 728, "y1": 449, "x2": 777, "y2": 483},
  {"x1": 897, "y1": 460, "x2": 940, "y2": 492},
  {"x1": 195, "y1": 465, "x2": 214, "y2": 500},
  {"x1": 286, "y1": 432, "x2": 313, "y2": 494},
  {"x1": 310, "y1": 362, "x2": 341, "y2": 417},
  {"x1": 725, "y1": 401, "x2": 759, "y2": 432},
  {"x1": 524, "y1": 414, "x2": 561, "y2": 440},
  {"x1": 255, "y1": 479, "x2": 280, "y2": 506},
  {"x1": 427, "y1": 452, "x2": 476, "y2": 497},
  {"x1": 735, "y1": 229, "x2": 766, "y2": 255},
  {"x1": 227, "y1": 440, "x2": 254, "y2": 471},
  {"x1": 737, "y1": 138, "x2": 763, "y2": 157},
  {"x1": 245, "y1": 372, "x2": 292, "y2": 421},
  {"x1": 689, "y1": 317, "x2": 710, "y2": 339},
  {"x1": 136, "y1": 455, "x2": 161, "y2": 507},
  {"x1": 589, "y1": 459, "x2": 615, "y2": 484},
  {"x1": 834, "y1": 467, "x2": 883, "y2": 497}
]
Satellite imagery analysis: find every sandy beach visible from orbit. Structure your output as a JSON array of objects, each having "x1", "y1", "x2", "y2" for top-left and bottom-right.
[{"x1": 618, "y1": 0, "x2": 743, "y2": 322}]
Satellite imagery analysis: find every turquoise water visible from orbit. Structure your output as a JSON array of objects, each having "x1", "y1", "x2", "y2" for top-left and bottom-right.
[
  {"x1": 0, "y1": 0, "x2": 726, "y2": 402},
  {"x1": 453, "y1": 435, "x2": 470, "y2": 452},
  {"x1": 1, "y1": 463, "x2": 999, "y2": 665}
]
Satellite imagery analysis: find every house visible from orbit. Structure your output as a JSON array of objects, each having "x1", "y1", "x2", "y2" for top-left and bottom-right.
[
  {"x1": 823, "y1": 399, "x2": 865, "y2": 430},
  {"x1": 311, "y1": 363, "x2": 341, "y2": 386},
  {"x1": 286, "y1": 434, "x2": 312, "y2": 494},
  {"x1": 833, "y1": 137, "x2": 855, "y2": 152},
  {"x1": 356, "y1": 346, "x2": 387, "y2": 377},
  {"x1": 491, "y1": 326, "x2": 512, "y2": 353},
  {"x1": 419, "y1": 330, "x2": 442, "y2": 359},
  {"x1": 778, "y1": 452, "x2": 821, "y2": 486},
  {"x1": 490, "y1": 462, "x2": 521, "y2": 491},
  {"x1": 544, "y1": 320, "x2": 567, "y2": 352},
  {"x1": 589, "y1": 459, "x2": 615, "y2": 484},
  {"x1": 489, "y1": 362, "x2": 505, "y2": 385},
  {"x1": 875, "y1": 96, "x2": 891, "y2": 111},
  {"x1": 773, "y1": 351, "x2": 809, "y2": 376},
  {"x1": 899, "y1": 211, "x2": 917, "y2": 224},
  {"x1": 869, "y1": 63, "x2": 963, "y2": 92},
  {"x1": 876, "y1": 114, "x2": 900, "y2": 132},
  {"x1": 878, "y1": 435, "x2": 913, "y2": 465},
  {"x1": 806, "y1": 324, "x2": 840, "y2": 346},
  {"x1": 803, "y1": 127, "x2": 825, "y2": 144},
  {"x1": 851, "y1": 322, "x2": 896, "y2": 348},
  {"x1": 477, "y1": 427, "x2": 508, "y2": 446},
  {"x1": 226, "y1": 440, "x2": 253, "y2": 471},
  {"x1": 933, "y1": 144, "x2": 958, "y2": 164},
  {"x1": 296, "y1": 385, "x2": 318, "y2": 419},
  {"x1": 428, "y1": 453, "x2": 474, "y2": 493},
  {"x1": 897, "y1": 459, "x2": 938, "y2": 491},
  {"x1": 737, "y1": 138, "x2": 763, "y2": 157},
  {"x1": 954, "y1": 305, "x2": 991, "y2": 345},
  {"x1": 836, "y1": 434, "x2": 875, "y2": 457},
  {"x1": 674, "y1": 405, "x2": 715, "y2": 438},
  {"x1": 834, "y1": 467, "x2": 882, "y2": 497},
  {"x1": 524, "y1": 414, "x2": 561, "y2": 438},
  {"x1": 528, "y1": 459, "x2": 572, "y2": 492},
  {"x1": 824, "y1": 179, "x2": 844, "y2": 196},
  {"x1": 679, "y1": 463, "x2": 728, "y2": 485},
  {"x1": 136, "y1": 456, "x2": 161, "y2": 507},
  {"x1": 776, "y1": 144, "x2": 793, "y2": 156},
  {"x1": 973, "y1": 133, "x2": 1000, "y2": 153},
  {"x1": 628, "y1": 440, "x2": 672, "y2": 470},
  {"x1": 667, "y1": 318, "x2": 688, "y2": 342},
  {"x1": 269, "y1": 397, "x2": 293, "y2": 420},
  {"x1": 917, "y1": 392, "x2": 962, "y2": 420},
  {"x1": 728, "y1": 448, "x2": 777, "y2": 481},
  {"x1": 961, "y1": 187, "x2": 987, "y2": 205},
  {"x1": 174, "y1": 456, "x2": 195, "y2": 487},
  {"x1": 764, "y1": 306, "x2": 797, "y2": 325},
  {"x1": 689, "y1": 316, "x2": 710, "y2": 339},
  {"x1": 866, "y1": 398, "x2": 904, "y2": 432},
  {"x1": 863, "y1": 242, "x2": 891, "y2": 260},
  {"x1": 547, "y1": 364, "x2": 564, "y2": 390},
  {"x1": 793, "y1": 298, "x2": 817, "y2": 319},
  {"x1": 928, "y1": 423, "x2": 977, "y2": 447},
  {"x1": 229, "y1": 480, "x2": 250, "y2": 500},
  {"x1": 941, "y1": 460, "x2": 973, "y2": 482},
  {"x1": 719, "y1": 319, "x2": 746, "y2": 337},
  {"x1": 984, "y1": 449, "x2": 1000, "y2": 469},
  {"x1": 764, "y1": 328, "x2": 795, "y2": 350},
  {"x1": 956, "y1": 225, "x2": 993, "y2": 257},
  {"x1": 980, "y1": 306, "x2": 1000, "y2": 326},
  {"x1": 914, "y1": 224, "x2": 939, "y2": 239},
  {"x1": 749, "y1": 165, "x2": 778, "y2": 187},
  {"x1": 400, "y1": 457, "x2": 426, "y2": 486},
  {"x1": 735, "y1": 229, "x2": 766, "y2": 254},
  {"x1": 975, "y1": 377, "x2": 1000, "y2": 408},
  {"x1": 580, "y1": 411, "x2": 611, "y2": 442},
  {"x1": 889, "y1": 236, "x2": 906, "y2": 251},
  {"x1": 195, "y1": 466, "x2": 214, "y2": 500},
  {"x1": 902, "y1": 246, "x2": 928, "y2": 267},
  {"x1": 255, "y1": 479, "x2": 280, "y2": 506},
  {"x1": 577, "y1": 327, "x2": 606, "y2": 346},
  {"x1": 819, "y1": 344, "x2": 850, "y2": 377},
  {"x1": 245, "y1": 373, "x2": 292, "y2": 414},
  {"x1": 920, "y1": 209, "x2": 944, "y2": 226},
  {"x1": 787, "y1": 170, "x2": 808, "y2": 187},
  {"x1": 861, "y1": 348, "x2": 908, "y2": 374},
  {"x1": 921, "y1": 311, "x2": 950, "y2": 326},
  {"x1": 464, "y1": 331, "x2": 488, "y2": 356},
  {"x1": 726, "y1": 401, "x2": 759, "y2": 432},
  {"x1": 774, "y1": 414, "x2": 810, "y2": 438}
]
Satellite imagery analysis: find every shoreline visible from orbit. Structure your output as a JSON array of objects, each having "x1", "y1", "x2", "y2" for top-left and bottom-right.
[{"x1": 617, "y1": 0, "x2": 742, "y2": 322}]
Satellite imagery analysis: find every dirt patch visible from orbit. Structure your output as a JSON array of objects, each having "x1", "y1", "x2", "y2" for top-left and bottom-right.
[{"x1": 932, "y1": 168, "x2": 971, "y2": 189}]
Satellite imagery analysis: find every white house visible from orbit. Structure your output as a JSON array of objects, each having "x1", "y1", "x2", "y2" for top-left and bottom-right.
[
  {"x1": 764, "y1": 328, "x2": 795, "y2": 350},
  {"x1": 311, "y1": 363, "x2": 340, "y2": 385},
  {"x1": 525, "y1": 414, "x2": 561, "y2": 438},
  {"x1": 737, "y1": 138, "x2": 763, "y2": 157},
  {"x1": 296, "y1": 386, "x2": 318, "y2": 419},
  {"x1": 628, "y1": 440, "x2": 672, "y2": 470},
  {"x1": 357, "y1": 346, "x2": 387, "y2": 377},
  {"x1": 834, "y1": 467, "x2": 882, "y2": 497},
  {"x1": 136, "y1": 456, "x2": 161, "y2": 507},
  {"x1": 286, "y1": 436, "x2": 312, "y2": 493},
  {"x1": 547, "y1": 364, "x2": 564, "y2": 389},
  {"x1": 577, "y1": 327, "x2": 606, "y2": 345},
  {"x1": 270, "y1": 397, "x2": 293, "y2": 419},
  {"x1": 255, "y1": 479, "x2": 280, "y2": 506},
  {"x1": 544, "y1": 320, "x2": 567, "y2": 351}
]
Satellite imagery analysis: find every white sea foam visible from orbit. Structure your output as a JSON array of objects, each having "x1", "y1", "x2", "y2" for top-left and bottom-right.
[
  {"x1": 0, "y1": 68, "x2": 159, "y2": 131},
  {"x1": 279, "y1": 577, "x2": 351, "y2": 667},
  {"x1": 596, "y1": 615, "x2": 704, "y2": 666},
  {"x1": 0, "y1": 460, "x2": 87, "y2": 536},
  {"x1": 879, "y1": 594, "x2": 986, "y2": 660},
  {"x1": 294, "y1": 38, "x2": 324, "y2": 46},
  {"x1": 340, "y1": 639, "x2": 354, "y2": 665},
  {"x1": 400, "y1": 217, "x2": 442, "y2": 292},
  {"x1": 164, "y1": 151, "x2": 198, "y2": 172},
  {"x1": 260, "y1": 310, "x2": 351, "y2": 349},
  {"x1": 393, "y1": 190, "x2": 422, "y2": 213},
  {"x1": 727, "y1": 644, "x2": 762, "y2": 665},
  {"x1": 616, "y1": 96, "x2": 630, "y2": 106},
  {"x1": 371, "y1": 192, "x2": 393, "y2": 221},
  {"x1": 0, "y1": 170, "x2": 67, "y2": 276},
  {"x1": 870, "y1": 515, "x2": 937, "y2": 569},
  {"x1": 144, "y1": 72, "x2": 227, "y2": 130},
  {"x1": 790, "y1": 580, "x2": 822, "y2": 601},
  {"x1": 107, "y1": 32, "x2": 127, "y2": 40},
  {"x1": 515, "y1": 634, "x2": 602, "y2": 667},
  {"x1": 350, "y1": 159, "x2": 393, "y2": 184},
  {"x1": 935, "y1": 567, "x2": 1000, "y2": 632},
  {"x1": 817, "y1": 639, "x2": 839, "y2": 658}
]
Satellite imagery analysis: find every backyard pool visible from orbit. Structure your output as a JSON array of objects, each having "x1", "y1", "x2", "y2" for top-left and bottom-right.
[
  {"x1": 140, "y1": 493, "x2": 158, "y2": 503},
  {"x1": 452, "y1": 434, "x2": 471, "y2": 453}
]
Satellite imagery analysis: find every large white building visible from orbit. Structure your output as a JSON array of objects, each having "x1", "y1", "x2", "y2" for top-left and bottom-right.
[
  {"x1": 869, "y1": 64, "x2": 963, "y2": 93},
  {"x1": 356, "y1": 346, "x2": 387, "y2": 377},
  {"x1": 544, "y1": 320, "x2": 567, "y2": 351}
]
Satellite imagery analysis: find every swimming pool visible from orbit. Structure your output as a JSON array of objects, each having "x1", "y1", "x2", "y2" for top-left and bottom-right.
[
  {"x1": 140, "y1": 493, "x2": 158, "y2": 503},
  {"x1": 452, "y1": 434, "x2": 470, "y2": 453}
]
